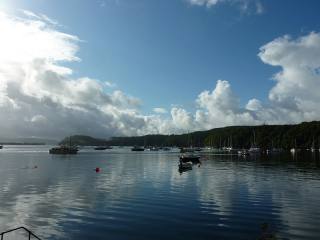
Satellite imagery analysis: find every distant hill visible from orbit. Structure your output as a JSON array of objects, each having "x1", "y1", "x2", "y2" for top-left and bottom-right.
[
  {"x1": 59, "y1": 121, "x2": 320, "y2": 149},
  {"x1": 0, "y1": 137, "x2": 57, "y2": 145},
  {"x1": 59, "y1": 135, "x2": 109, "y2": 146},
  {"x1": 107, "y1": 121, "x2": 320, "y2": 149}
]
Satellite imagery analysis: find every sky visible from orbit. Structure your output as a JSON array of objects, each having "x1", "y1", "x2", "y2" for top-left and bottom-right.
[{"x1": 0, "y1": 0, "x2": 320, "y2": 139}]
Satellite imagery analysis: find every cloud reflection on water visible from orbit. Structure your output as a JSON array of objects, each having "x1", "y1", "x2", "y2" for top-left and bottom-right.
[{"x1": 1, "y1": 150, "x2": 320, "y2": 239}]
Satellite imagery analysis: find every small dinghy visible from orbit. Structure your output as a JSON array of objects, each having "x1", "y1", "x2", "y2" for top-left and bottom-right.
[{"x1": 179, "y1": 153, "x2": 200, "y2": 164}]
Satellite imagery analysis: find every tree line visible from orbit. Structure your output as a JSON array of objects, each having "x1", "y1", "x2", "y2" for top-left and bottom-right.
[{"x1": 60, "y1": 121, "x2": 320, "y2": 149}]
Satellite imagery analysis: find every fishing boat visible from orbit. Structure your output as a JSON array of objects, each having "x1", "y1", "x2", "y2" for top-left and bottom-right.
[{"x1": 131, "y1": 146, "x2": 145, "y2": 151}]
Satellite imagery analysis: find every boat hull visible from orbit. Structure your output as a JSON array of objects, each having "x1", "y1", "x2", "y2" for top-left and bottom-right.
[
  {"x1": 179, "y1": 155, "x2": 200, "y2": 164},
  {"x1": 49, "y1": 147, "x2": 78, "y2": 154},
  {"x1": 94, "y1": 146, "x2": 112, "y2": 150},
  {"x1": 131, "y1": 148, "x2": 145, "y2": 151}
]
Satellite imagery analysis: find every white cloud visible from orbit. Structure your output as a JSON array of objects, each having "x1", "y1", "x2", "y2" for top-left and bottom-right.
[
  {"x1": 104, "y1": 80, "x2": 116, "y2": 88},
  {"x1": 30, "y1": 114, "x2": 47, "y2": 123},
  {"x1": 171, "y1": 107, "x2": 195, "y2": 130},
  {"x1": 188, "y1": 0, "x2": 219, "y2": 8},
  {"x1": 0, "y1": 10, "x2": 152, "y2": 139},
  {"x1": 259, "y1": 32, "x2": 320, "y2": 122},
  {"x1": 1, "y1": 9, "x2": 320, "y2": 139},
  {"x1": 21, "y1": 9, "x2": 58, "y2": 25},
  {"x1": 153, "y1": 107, "x2": 167, "y2": 114},
  {"x1": 162, "y1": 32, "x2": 320, "y2": 132},
  {"x1": 186, "y1": 0, "x2": 264, "y2": 14},
  {"x1": 246, "y1": 98, "x2": 262, "y2": 111}
]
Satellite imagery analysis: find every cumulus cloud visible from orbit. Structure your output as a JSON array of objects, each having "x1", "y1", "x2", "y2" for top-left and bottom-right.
[
  {"x1": 186, "y1": 0, "x2": 264, "y2": 14},
  {"x1": 246, "y1": 98, "x2": 262, "y2": 111},
  {"x1": 188, "y1": 32, "x2": 320, "y2": 130},
  {"x1": 0, "y1": 11, "x2": 153, "y2": 139},
  {"x1": 194, "y1": 80, "x2": 259, "y2": 129},
  {"x1": 153, "y1": 108, "x2": 168, "y2": 114},
  {"x1": 1, "y1": 9, "x2": 320, "y2": 139},
  {"x1": 259, "y1": 32, "x2": 320, "y2": 122}
]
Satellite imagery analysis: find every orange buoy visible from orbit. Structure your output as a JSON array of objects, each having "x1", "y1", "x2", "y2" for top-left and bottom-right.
[{"x1": 95, "y1": 167, "x2": 100, "y2": 172}]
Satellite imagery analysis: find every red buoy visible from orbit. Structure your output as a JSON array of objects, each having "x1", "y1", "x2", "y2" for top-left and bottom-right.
[{"x1": 95, "y1": 167, "x2": 100, "y2": 173}]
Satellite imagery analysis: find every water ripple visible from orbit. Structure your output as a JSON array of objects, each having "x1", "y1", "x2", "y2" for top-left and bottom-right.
[{"x1": 1, "y1": 148, "x2": 320, "y2": 239}]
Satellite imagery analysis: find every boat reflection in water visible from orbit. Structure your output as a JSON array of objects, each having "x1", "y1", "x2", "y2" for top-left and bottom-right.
[
  {"x1": 178, "y1": 153, "x2": 201, "y2": 174},
  {"x1": 178, "y1": 161, "x2": 193, "y2": 174}
]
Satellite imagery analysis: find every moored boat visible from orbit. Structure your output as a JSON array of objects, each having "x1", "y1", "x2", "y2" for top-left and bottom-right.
[
  {"x1": 249, "y1": 131, "x2": 260, "y2": 154},
  {"x1": 249, "y1": 147, "x2": 260, "y2": 154},
  {"x1": 238, "y1": 149, "x2": 249, "y2": 156},
  {"x1": 148, "y1": 146, "x2": 159, "y2": 151},
  {"x1": 94, "y1": 146, "x2": 112, "y2": 150},
  {"x1": 180, "y1": 153, "x2": 200, "y2": 164},
  {"x1": 49, "y1": 145, "x2": 78, "y2": 154},
  {"x1": 131, "y1": 146, "x2": 145, "y2": 151},
  {"x1": 180, "y1": 147, "x2": 195, "y2": 153}
]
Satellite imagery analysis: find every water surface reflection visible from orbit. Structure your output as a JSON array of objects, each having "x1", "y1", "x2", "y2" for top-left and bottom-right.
[{"x1": 1, "y1": 148, "x2": 320, "y2": 239}]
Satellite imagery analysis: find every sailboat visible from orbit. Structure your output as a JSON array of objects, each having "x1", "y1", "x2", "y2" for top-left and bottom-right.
[
  {"x1": 290, "y1": 139, "x2": 299, "y2": 154},
  {"x1": 131, "y1": 136, "x2": 145, "y2": 151},
  {"x1": 179, "y1": 132, "x2": 200, "y2": 163},
  {"x1": 225, "y1": 136, "x2": 234, "y2": 152},
  {"x1": 249, "y1": 130, "x2": 260, "y2": 154},
  {"x1": 311, "y1": 137, "x2": 315, "y2": 152}
]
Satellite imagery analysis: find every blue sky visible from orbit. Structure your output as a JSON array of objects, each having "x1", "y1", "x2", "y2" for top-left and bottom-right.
[
  {"x1": 1, "y1": 0, "x2": 320, "y2": 138},
  {"x1": 5, "y1": 0, "x2": 319, "y2": 112}
]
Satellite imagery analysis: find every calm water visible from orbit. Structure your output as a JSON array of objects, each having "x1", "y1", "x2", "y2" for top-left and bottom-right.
[{"x1": 1, "y1": 146, "x2": 320, "y2": 240}]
